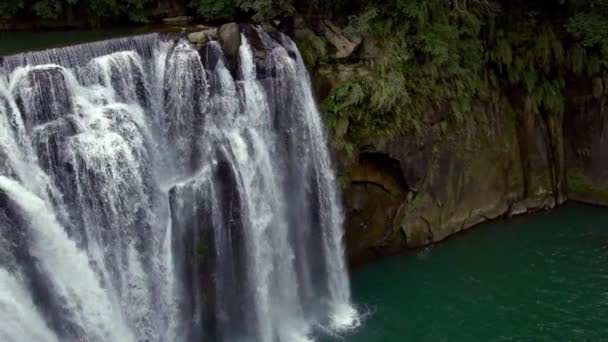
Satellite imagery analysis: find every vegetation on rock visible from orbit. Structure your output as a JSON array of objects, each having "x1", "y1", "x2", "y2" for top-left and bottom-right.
[
  {"x1": 568, "y1": 171, "x2": 608, "y2": 204},
  {"x1": 316, "y1": 0, "x2": 608, "y2": 149}
]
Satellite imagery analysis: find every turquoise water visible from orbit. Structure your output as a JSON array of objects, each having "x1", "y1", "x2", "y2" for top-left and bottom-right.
[{"x1": 339, "y1": 204, "x2": 608, "y2": 341}]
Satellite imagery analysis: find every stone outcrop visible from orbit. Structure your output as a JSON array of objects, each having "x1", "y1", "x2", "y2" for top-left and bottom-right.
[
  {"x1": 318, "y1": 20, "x2": 362, "y2": 59},
  {"x1": 293, "y1": 17, "x2": 362, "y2": 64},
  {"x1": 335, "y1": 95, "x2": 574, "y2": 264},
  {"x1": 188, "y1": 27, "x2": 218, "y2": 46},
  {"x1": 564, "y1": 84, "x2": 608, "y2": 205},
  {"x1": 337, "y1": 98, "x2": 534, "y2": 263},
  {"x1": 218, "y1": 23, "x2": 242, "y2": 73}
]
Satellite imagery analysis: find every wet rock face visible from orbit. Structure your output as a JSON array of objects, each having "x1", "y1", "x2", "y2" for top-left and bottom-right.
[
  {"x1": 329, "y1": 90, "x2": 608, "y2": 263},
  {"x1": 14, "y1": 66, "x2": 73, "y2": 131},
  {"x1": 321, "y1": 91, "x2": 564, "y2": 264},
  {"x1": 564, "y1": 94, "x2": 608, "y2": 205},
  {"x1": 218, "y1": 23, "x2": 242, "y2": 74},
  {"x1": 0, "y1": 193, "x2": 24, "y2": 271},
  {"x1": 241, "y1": 24, "x2": 272, "y2": 79},
  {"x1": 342, "y1": 152, "x2": 409, "y2": 263},
  {"x1": 0, "y1": 98, "x2": 14, "y2": 177},
  {"x1": 0, "y1": 147, "x2": 10, "y2": 176}
]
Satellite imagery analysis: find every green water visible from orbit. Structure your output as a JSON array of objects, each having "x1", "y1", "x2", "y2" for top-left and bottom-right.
[
  {"x1": 341, "y1": 204, "x2": 608, "y2": 341},
  {"x1": 0, "y1": 26, "x2": 171, "y2": 56}
]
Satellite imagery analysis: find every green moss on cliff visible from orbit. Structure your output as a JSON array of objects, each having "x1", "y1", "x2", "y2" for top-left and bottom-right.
[{"x1": 568, "y1": 171, "x2": 608, "y2": 203}]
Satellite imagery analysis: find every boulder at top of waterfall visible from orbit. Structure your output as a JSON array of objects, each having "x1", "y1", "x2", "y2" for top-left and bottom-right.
[
  {"x1": 319, "y1": 20, "x2": 362, "y2": 59},
  {"x1": 240, "y1": 24, "x2": 272, "y2": 78},
  {"x1": 219, "y1": 23, "x2": 241, "y2": 58},
  {"x1": 240, "y1": 24, "x2": 266, "y2": 59},
  {"x1": 188, "y1": 28, "x2": 218, "y2": 45},
  {"x1": 218, "y1": 23, "x2": 242, "y2": 75}
]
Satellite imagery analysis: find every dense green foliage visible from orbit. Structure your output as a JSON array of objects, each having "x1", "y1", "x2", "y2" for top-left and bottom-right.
[
  {"x1": 318, "y1": 0, "x2": 608, "y2": 148},
  {"x1": 190, "y1": 0, "x2": 294, "y2": 22},
  {"x1": 0, "y1": 0, "x2": 149, "y2": 23},
  {"x1": 324, "y1": 1, "x2": 496, "y2": 146},
  {"x1": 0, "y1": 0, "x2": 297, "y2": 24}
]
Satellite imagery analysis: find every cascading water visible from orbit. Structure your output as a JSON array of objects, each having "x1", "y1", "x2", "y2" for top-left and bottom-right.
[{"x1": 0, "y1": 26, "x2": 357, "y2": 342}]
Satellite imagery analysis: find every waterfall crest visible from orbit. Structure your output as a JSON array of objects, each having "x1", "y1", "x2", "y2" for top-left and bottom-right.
[{"x1": 0, "y1": 27, "x2": 357, "y2": 341}]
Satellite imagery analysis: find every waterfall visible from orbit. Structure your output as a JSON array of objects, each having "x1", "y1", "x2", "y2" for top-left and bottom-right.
[{"x1": 0, "y1": 26, "x2": 357, "y2": 341}]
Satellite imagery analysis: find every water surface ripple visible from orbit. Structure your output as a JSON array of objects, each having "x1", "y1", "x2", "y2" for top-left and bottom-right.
[{"x1": 339, "y1": 204, "x2": 608, "y2": 341}]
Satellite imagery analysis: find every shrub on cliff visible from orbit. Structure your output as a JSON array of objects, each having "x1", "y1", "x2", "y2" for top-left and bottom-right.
[
  {"x1": 319, "y1": 0, "x2": 608, "y2": 149},
  {"x1": 190, "y1": 0, "x2": 299, "y2": 22},
  {"x1": 322, "y1": 0, "x2": 492, "y2": 148}
]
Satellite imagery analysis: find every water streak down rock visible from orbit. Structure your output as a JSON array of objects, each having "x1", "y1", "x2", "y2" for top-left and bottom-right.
[{"x1": 0, "y1": 27, "x2": 357, "y2": 342}]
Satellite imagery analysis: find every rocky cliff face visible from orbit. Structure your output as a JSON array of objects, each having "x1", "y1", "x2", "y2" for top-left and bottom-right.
[
  {"x1": 564, "y1": 86, "x2": 608, "y2": 206},
  {"x1": 337, "y1": 99, "x2": 565, "y2": 264},
  {"x1": 292, "y1": 19, "x2": 607, "y2": 264}
]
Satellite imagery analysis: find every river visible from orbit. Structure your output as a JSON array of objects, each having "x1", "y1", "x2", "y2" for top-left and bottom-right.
[{"x1": 338, "y1": 204, "x2": 608, "y2": 341}]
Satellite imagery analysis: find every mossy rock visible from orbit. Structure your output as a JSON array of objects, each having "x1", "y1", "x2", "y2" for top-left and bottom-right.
[
  {"x1": 294, "y1": 28, "x2": 327, "y2": 68},
  {"x1": 568, "y1": 170, "x2": 608, "y2": 205}
]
